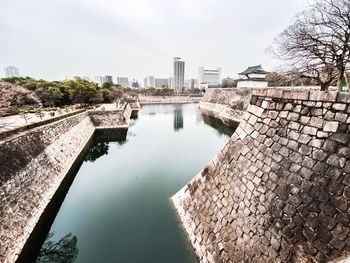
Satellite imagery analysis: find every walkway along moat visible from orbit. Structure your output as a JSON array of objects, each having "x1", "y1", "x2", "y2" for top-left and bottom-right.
[{"x1": 24, "y1": 104, "x2": 237, "y2": 263}]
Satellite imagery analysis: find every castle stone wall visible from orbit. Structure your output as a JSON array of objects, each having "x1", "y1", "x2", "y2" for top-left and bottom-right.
[
  {"x1": 173, "y1": 88, "x2": 350, "y2": 263},
  {"x1": 0, "y1": 105, "x2": 134, "y2": 263}
]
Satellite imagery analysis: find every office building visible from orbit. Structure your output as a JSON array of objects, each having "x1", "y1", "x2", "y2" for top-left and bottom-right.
[
  {"x1": 185, "y1": 79, "x2": 198, "y2": 90},
  {"x1": 4, "y1": 66, "x2": 20, "y2": 78},
  {"x1": 104, "y1": 75, "x2": 113, "y2": 84},
  {"x1": 130, "y1": 79, "x2": 140, "y2": 88},
  {"x1": 155, "y1": 78, "x2": 169, "y2": 88},
  {"x1": 143, "y1": 76, "x2": 155, "y2": 87},
  {"x1": 117, "y1": 77, "x2": 129, "y2": 88},
  {"x1": 173, "y1": 57, "x2": 185, "y2": 93},
  {"x1": 198, "y1": 67, "x2": 221, "y2": 89}
]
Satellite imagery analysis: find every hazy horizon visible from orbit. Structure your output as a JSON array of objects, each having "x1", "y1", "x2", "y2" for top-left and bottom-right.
[{"x1": 1, "y1": 0, "x2": 310, "y2": 81}]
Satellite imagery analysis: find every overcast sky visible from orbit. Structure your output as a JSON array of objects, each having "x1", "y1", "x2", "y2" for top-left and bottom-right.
[{"x1": 0, "y1": 0, "x2": 310, "y2": 81}]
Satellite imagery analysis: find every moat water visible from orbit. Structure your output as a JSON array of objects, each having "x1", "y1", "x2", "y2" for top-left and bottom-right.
[{"x1": 32, "y1": 104, "x2": 236, "y2": 263}]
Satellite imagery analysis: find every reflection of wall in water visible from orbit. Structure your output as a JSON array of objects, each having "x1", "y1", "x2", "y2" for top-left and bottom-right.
[
  {"x1": 94, "y1": 128, "x2": 128, "y2": 143},
  {"x1": 85, "y1": 128, "x2": 128, "y2": 162},
  {"x1": 201, "y1": 113, "x2": 238, "y2": 136},
  {"x1": 173, "y1": 108, "x2": 184, "y2": 131}
]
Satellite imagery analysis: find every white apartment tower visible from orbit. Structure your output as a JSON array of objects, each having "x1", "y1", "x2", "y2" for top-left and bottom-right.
[
  {"x1": 4, "y1": 66, "x2": 20, "y2": 78},
  {"x1": 172, "y1": 57, "x2": 185, "y2": 93}
]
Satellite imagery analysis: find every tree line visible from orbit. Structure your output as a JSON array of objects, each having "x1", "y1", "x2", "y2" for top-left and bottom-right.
[
  {"x1": 269, "y1": 0, "x2": 350, "y2": 91},
  {"x1": 1, "y1": 76, "x2": 123, "y2": 107}
]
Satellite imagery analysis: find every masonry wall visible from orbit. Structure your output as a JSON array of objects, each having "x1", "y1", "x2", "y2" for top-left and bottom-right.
[
  {"x1": 173, "y1": 88, "x2": 350, "y2": 263},
  {"x1": 199, "y1": 88, "x2": 252, "y2": 123},
  {"x1": 0, "y1": 106, "x2": 133, "y2": 263}
]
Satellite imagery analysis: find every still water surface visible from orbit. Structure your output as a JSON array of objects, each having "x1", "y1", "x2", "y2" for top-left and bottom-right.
[{"x1": 35, "y1": 103, "x2": 234, "y2": 263}]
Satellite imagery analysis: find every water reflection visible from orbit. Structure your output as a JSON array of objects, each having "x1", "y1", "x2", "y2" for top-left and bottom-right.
[
  {"x1": 84, "y1": 129, "x2": 128, "y2": 162},
  {"x1": 174, "y1": 107, "x2": 184, "y2": 131},
  {"x1": 36, "y1": 232, "x2": 78, "y2": 263},
  {"x1": 131, "y1": 111, "x2": 138, "y2": 120},
  {"x1": 201, "y1": 113, "x2": 238, "y2": 136},
  {"x1": 30, "y1": 104, "x2": 233, "y2": 263}
]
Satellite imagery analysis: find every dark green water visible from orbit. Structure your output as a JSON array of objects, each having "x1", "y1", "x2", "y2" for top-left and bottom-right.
[{"x1": 34, "y1": 103, "x2": 235, "y2": 263}]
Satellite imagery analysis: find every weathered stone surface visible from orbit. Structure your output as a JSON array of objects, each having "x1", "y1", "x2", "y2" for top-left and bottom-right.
[
  {"x1": 173, "y1": 88, "x2": 350, "y2": 263},
  {"x1": 309, "y1": 91, "x2": 337, "y2": 102},
  {"x1": 323, "y1": 121, "x2": 339, "y2": 132},
  {"x1": 0, "y1": 105, "x2": 134, "y2": 263}
]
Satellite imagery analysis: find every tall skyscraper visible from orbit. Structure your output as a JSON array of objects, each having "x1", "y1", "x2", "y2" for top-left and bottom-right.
[
  {"x1": 117, "y1": 77, "x2": 129, "y2": 88},
  {"x1": 172, "y1": 57, "x2": 185, "y2": 93},
  {"x1": 4, "y1": 66, "x2": 20, "y2": 77}
]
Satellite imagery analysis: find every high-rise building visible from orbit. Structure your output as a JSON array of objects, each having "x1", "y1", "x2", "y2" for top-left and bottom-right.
[
  {"x1": 155, "y1": 78, "x2": 169, "y2": 88},
  {"x1": 168, "y1": 77, "x2": 174, "y2": 89},
  {"x1": 172, "y1": 57, "x2": 185, "y2": 93},
  {"x1": 104, "y1": 75, "x2": 113, "y2": 84},
  {"x1": 198, "y1": 67, "x2": 221, "y2": 89},
  {"x1": 130, "y1": 79, "x2": 140, "y2": 88},
  {"x1": 4, "y1": 66, "x2": 20, "y2": 78},
  {"x1": 94, "y1": 75, "x2": 113, "y2": 86},
  {"x1": 143, "y1": 76, "x2": 155, "y2": 87},
  {"x1": 185, "y1": 79, "x2": 198, "y2": 90},
  {"x1": 117, "y1": 77, "x2": 129, "y2": 88}
]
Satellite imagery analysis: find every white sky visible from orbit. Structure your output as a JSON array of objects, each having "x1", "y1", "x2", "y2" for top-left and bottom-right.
[{"x1": 0, "y1": 0, "x2": 310, "y2": 81}]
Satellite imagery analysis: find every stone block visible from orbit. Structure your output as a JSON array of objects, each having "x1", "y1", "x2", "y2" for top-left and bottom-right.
[
  {"x1": 309, "y1": 117, "x2": 324, "y2": 128},
  {"x1": 337, "y1": 92, "x2": 350, "y2": 103},
  {"x1": 326, "y1": 154, "x2": 346, "y2": 168},
  {"x1": 251, "y1": 88, "x2": 267, "y2": 97},
  {"x1": 282, "y1": 90, "x2": 309, "y2": 100},
  {"x1": 308, "y1": 139, "x2": 323, "y2": 149},
  {"x1": 332, "y1": 103, "x2": 347, "y2": 111},
  {"x1": 337, "y1": 147, "x2": 350, "y2": 158},
  {"x1": 299, "y1": 134, "x2": 312, "y2": 144},
  {"x1": 287, "y1": 130, "x2": 300, "y2": 141},
  {"x1": 323, "y1": 121, "x2": 339, "y2": 132},
  {"x1": 335, "y1": 112, "x2": 348, "y2": 122},
  {"x1": 316, "y1": 131, "x2": 328, "y2": 138},
  {"x1": 311, "y1": 149, "x2": 327, "y2": 161},
  {"x1": 247, "y1": 104, "x2": 264, "y2": 117},
  {"x1": 302, "y1": 126, "x2": 318, "y2": 136},
  {"x1": 266, "y1": 89, "x2": 284, "y2": 98},
  {"x1": 330, "y1": 196, "x2": 348, "y2": 212},
  {"x1": 324, "y1": 110, "x2": 335, "y2": 121},
  {"x1": 309, "y1": 91, "x2": 337, "y2": 102},
  {"x1": 331, "y1": 133, "x2": 350, "y2": 145},
  {"x1": 287, "y1": 112, "x2": 300, "y2": 121}
]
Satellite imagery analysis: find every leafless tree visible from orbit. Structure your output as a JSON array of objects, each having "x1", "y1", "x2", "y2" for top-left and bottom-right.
[{"x1": 269, "y1": 0, "x2": 350, "y2": 91}]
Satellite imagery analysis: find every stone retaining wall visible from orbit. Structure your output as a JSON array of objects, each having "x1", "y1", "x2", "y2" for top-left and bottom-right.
[
  {"x1": 173, "y1": 88, "x2": 350, "y2": 263},
  {"x1": 0, "y1": 105, "x2": 134, "y2": 263},
  {"x1": 199, "y1": 88, "x2": 252, "y2": 123}
]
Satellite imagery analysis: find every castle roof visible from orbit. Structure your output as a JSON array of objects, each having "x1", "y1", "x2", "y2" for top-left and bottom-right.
[{"x1": 239, "y1": 65, "x2": 268, "y2": 75}]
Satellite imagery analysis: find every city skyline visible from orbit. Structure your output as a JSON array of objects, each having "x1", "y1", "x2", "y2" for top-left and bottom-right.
[{"x1": 0, "y1": 0, "x2": 309, "y2": 81}]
